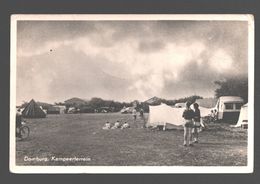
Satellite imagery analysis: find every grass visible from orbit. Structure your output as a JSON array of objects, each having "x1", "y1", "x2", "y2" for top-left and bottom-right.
[{"x1": 16, "y1": 113, "x2": 247, "y2": 166}]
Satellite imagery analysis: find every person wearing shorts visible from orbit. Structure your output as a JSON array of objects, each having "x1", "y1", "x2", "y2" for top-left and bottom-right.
[
  {"x1": 192, "y1": 103, "x2": 201, "y2": 143},
  {"x1": 182, "y1": 101, "x2": 195, "y2": 146}
]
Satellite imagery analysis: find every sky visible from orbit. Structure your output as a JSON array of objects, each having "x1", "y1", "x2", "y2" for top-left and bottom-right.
[{"x1": 16, "y1": 20, "x2": 248, "y2": 105}]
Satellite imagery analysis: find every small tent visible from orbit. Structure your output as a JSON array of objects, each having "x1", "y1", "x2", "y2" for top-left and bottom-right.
[
  {"x1": 22, "y1": 99, "x2": 46, "y2": 118},
  {"x1": 234, "y1": 103, "x2": 248, "y2": 127},
  {"x1": 147, "y1": 103, "x2": 211, "y2": 129}
]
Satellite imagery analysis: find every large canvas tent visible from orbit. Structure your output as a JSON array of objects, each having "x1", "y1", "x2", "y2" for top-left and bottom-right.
[
  {"x1": 147, "y1": 103, "x2": 211, "y2": 129},
  {"x1": 148, "y1": 104, "x2": 185, "y2": 127},
  {"x1": 234, "y1": 103, "x2": 248, "y2": 127},
  {"x1": 22, "y1": 99, "x2": 46, "y2": 118}
]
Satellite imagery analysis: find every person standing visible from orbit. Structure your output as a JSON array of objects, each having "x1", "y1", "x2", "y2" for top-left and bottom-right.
[
  {"x1": 192, "y1": 103, "x2": 201, "y2": 143},
  {"x1": 139, "y1": 108, "x2": 146, "y2": 128},
  {"x1": 210, "y1": 110, "x2": 215, "y2": 123},
  {"x1": 213, "y1": 109, "x2": 218, "y2": 122},
  {"x1": 132, "y1": 108, "x2": 138, "y2": 128},
  {"x1": 182, "y1": 101, "x2": 195, "y2": 146},
  {"x1": 132, "y1": 108, "x2": 137, "y2": 121}
]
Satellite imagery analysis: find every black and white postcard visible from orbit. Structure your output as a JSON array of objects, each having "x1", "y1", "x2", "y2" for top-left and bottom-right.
[{"x1": 10, "y1": 14, "x2": 254, "y2": 173}]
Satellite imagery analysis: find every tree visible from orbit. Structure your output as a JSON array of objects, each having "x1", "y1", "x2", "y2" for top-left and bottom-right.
[
  {"x1": 214, "y1": 77, "x2": 248, "y2": 102},
  {"x1": 88, "y1": 97, "x2": 105, "y2": 109},
  {"x1": 175, "y1": 95, "x2": 203, "y2": 104}
]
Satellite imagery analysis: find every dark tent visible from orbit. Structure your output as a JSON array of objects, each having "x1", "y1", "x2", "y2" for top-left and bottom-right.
[{"x1": 22, "y1": 99, "x2": 46, "y2": 118}]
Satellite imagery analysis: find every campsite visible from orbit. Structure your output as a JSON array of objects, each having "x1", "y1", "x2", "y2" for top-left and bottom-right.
[
  {"x1": 13, "y1": 18, "x2": 251, "y2": 170},
  {"x1": 16, "y1": 112, "x2": 247, "y2": 166}
]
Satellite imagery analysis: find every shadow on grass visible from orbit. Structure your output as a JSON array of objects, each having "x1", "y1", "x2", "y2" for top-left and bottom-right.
[{"x1": 199, "y1": 142, "x2": 225, "y2": 146}]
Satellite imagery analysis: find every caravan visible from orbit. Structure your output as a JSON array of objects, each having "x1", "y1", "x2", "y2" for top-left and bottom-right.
[{"x1": 214, "y1": 96, "x2": 244, "y2": 123}]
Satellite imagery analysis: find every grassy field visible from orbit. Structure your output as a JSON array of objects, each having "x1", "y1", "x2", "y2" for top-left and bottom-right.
[{"x1": 16, "y1": 113, "x2": 247, "y2": 166}]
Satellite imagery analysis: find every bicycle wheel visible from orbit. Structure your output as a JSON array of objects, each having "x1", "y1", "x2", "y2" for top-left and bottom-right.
[{"x1": 20, "y1": 126, "x2": 30, "y2": 140}]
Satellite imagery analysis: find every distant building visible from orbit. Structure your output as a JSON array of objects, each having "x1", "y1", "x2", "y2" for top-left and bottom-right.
[
  {"x1": 55, "y1": 105, "x2": 66, "y2": 114},
  {"x1": 47, "y1": 105, "x2": 66, "y2": 114}
]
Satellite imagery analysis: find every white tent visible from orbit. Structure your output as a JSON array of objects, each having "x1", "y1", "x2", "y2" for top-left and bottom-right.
[
  {"x1": 148, "y1": 104, "x2": 185, "y2": 127},
  {"x1": 234, "y1": 103, "x2": 248, "y2": 127},
  {"x1": 147, "y1": 103, "x2": 211, "y2": 129}
]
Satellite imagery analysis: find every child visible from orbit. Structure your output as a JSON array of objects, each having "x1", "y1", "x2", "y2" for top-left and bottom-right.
[
  {"x1": 111, "y1": 120, "x2": 121, "y2": 129},
  {"x1": 121, "y1": 122, "x2": 130, "y2": 129},
  {"x1": 102, "y1": 121, "x2": 111, "y2": 130}
]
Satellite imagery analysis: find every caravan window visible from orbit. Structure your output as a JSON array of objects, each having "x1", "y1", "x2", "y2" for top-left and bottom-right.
[
  {"x1": 225, "y1": 103, "x2": 233, "y2": 110},
  {"x1": 235, "y1": 103, "x2": 242, "y2": 110}
]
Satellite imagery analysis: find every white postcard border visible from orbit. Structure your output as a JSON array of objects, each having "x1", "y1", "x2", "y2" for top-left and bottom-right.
[{"x1": 10, "y1": 14, "x2": 254, "y2": 174}]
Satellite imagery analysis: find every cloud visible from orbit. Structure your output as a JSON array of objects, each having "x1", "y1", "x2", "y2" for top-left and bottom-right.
[
  {"x1": 16, "y1": 20, "x2": 248, "y2": 104},
  {"x1": 209, "y1": 49, "x2": 234, "y2": 73},
  {"x1": 17, "y1": 40, "x2": 72, "y2": 57},
  {"x1": 138, "y1": 40, "x2": 166, "y2": 53}
]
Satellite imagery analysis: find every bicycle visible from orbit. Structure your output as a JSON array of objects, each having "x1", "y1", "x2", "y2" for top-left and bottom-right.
[{"x1": 16, "y1": 121, "x2": 30, "y2": 140}]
